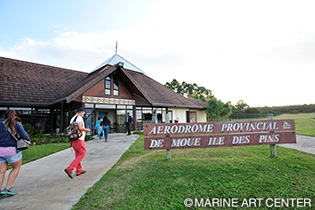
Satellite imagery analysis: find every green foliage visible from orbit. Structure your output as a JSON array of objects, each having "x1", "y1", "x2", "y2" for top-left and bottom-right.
[
  {"x1": 231, "y1": 100, "x2": 264, "y2": 119},
  {"x1": 133, "y1": 130, "x2": 144, "y2": 135},
  {"x1": 231, "y1": 101, "x2": 315, "y2": 120},
  {"x1": 258, "y1": 104, "x2": 315, "y2": 114},
  {"x1": 22, "y1": 123, "x2": 94, "y2": 145},
  {"x1": 164, "y1": 79, "x2": 213, "y2": 100},
  {"x1": 192, "y1": 93, "x2": 206, "y2": 101},
  {"x1": 23, "y1": 123, "x2": 36, "y2": 136},
  {"x1": 31, "y1": 133, "x2": 69, "y2": 145},
  {"x1": 234, "y1": 100, "x2": 249, "y2": 111},
  {"x1": 245, "y1": 107, "x2": 260, "y2": 114},
  {"x1": 206, "y1": 97, "x2": 232, "y2": 121},
  {"x1": 85, "y1": 135, "x2": 94, "y2": 141}
]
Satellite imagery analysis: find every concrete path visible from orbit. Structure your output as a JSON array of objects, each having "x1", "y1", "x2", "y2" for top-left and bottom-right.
[
  {"x1": 280, "y1": 135, "x2": 315, "y2": 155},
  {"x1": 1, "y1": 133, "x2": 139, "y2": 210}
]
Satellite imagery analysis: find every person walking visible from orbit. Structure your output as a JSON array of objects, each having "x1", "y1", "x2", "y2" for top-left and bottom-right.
[
  {"x1": 95, "y1": 117, "x2": 104, "y2": 139},
  {"x1": 64, "y1": 108, "x2": 90, "y2": 179},
  {"x1": 125, "y1": 112, "x2": 133, "y2": 135},
  {"x1": 102, "y1": 116, "x2": 111, "y2": 142},
  {"x1": 0, "y1": 110, "x2": 31, "y2": 197}
]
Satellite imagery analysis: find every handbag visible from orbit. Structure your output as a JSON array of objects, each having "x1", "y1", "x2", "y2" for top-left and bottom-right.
[{"x1": 5, "y1": 122, "x2": 31, "y2": 150}]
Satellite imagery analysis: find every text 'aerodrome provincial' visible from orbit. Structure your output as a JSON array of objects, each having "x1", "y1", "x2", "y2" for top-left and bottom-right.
[{"x1": 144, "y1": 120, "x2": 296, "y2": 150}]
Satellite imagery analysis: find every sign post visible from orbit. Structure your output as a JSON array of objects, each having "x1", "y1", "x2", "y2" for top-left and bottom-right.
[
  {"x1": 268, "y1": 113, "x2": 277, "y2": 158},
  {"x1": 152, "y1": 108, "x2": 171, "y2": 159},
  {"x1": 144, "y1": 120, "x2": 296, "y2": 156},
  {"x1": 164, "y1": 110, "x2": 171, "y2": 159}
]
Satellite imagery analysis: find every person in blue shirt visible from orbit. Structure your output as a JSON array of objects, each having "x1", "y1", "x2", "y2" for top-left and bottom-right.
[
  {"x1": 0, "y1": 110, "x2": 30, "y2": 197},
  {"x1": 95, "y1": 117, "x2": 104, "y2": 139}
]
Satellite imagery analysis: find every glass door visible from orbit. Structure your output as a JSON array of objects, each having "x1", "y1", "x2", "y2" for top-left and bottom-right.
[{"x1": 116, "y1": 109, "x2": 126, "y2": 133}]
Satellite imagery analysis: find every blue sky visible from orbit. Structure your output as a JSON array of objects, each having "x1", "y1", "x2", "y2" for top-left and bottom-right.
[{"x1": 1, "y1": 0, "x2": 314, "y2": 107}]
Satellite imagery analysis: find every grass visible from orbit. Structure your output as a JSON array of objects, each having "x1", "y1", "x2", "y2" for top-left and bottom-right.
[
  {"x1": 72, "y1": 135, "x2": 315, "y2": 210},
  {"x1": 22, "y1": 143, "x2": 71, "y2": 165},
  {"x1": 233, "y1": 113, "x2": 315, "y2": 137},
  {"x1": 7, "y1": 143, "x2": 71, "y2": 170},
  {"x1": 274, "y1": 113, "x2": 315, "y2": 136}
]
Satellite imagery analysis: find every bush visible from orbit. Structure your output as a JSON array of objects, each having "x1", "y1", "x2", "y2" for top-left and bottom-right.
[
  {"x1": 23, "y1": 123, "x2": 36, "y2": 137},
  {"x1": 22, "y1": 123, "x2": 94, "y2": 145},
  {"x1": 85, "y1": 135, "x2": 94, "y2": 141},
  {"x1": 31, "y1": 133, "x2": 68, "y2": 145}
]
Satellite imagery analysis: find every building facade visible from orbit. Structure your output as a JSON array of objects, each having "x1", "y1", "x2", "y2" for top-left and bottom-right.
[{"x1": 0, "y1": 54, "x2": 206, "y2": 134}]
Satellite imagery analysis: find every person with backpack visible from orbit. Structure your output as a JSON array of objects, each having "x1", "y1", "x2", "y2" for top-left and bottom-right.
[
  {"x1": 64, "y1": 108, "x2": 90, "y2": 179},
  {"x1": 0, "y1": 110, "x2": 31, "y2": 197}
]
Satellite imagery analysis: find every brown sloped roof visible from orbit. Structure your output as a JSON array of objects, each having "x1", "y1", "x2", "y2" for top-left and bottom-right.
[
  {"x1": 126, "y1": 70, "x2": 206, "y2": 109},
  {"x1": 0, "y1": 56, "x2": 88, "y2": 105},
  {"x1": 0, "y1": 56, "x2": 206, "y2": 109},
  {"x1": 187, "y1": 98, "x2": 208, "y2": 107}
]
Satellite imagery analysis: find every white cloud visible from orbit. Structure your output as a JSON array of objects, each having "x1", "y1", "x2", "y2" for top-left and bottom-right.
[{"x1": 1, "y1": 0, "x2": 315, "y2": 107}]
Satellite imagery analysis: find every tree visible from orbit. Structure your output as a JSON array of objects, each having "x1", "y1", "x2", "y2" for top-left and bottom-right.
[
  {"x1": 164, "y1": 79, "x2": 213, "y2": 100},
  {"x1": 192, "y1": 93, "x2": 206, "y2": 101},
  {"x1": 197, "y1": 86, "x2": 213, "y2": 100},
  {"x1": 206, "y1": 97, "x2": 232, "y2": 121},
  {"x1": 185, "y1": 83, "x2": 197, "y2": 97},
  {"x1": 222, "y1": 101, "x2": 233, "y2": 118},
  {"x1": 235, "y1": 100, "x2": 249, "y2": 111},
  {"x1": 244, "y1": 107, "x2": 260, "y2": 114},
  {"x1": 165, "y1": 79, "x2": 185, "y2": 95}
]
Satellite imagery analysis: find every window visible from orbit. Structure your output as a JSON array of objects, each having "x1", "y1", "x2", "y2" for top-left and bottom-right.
[
  {"x1": 105, "y1": 76, "x2": 111, "y2": 95},
  {"x1": 113, "y1": 76, "x2": 119, "y2": 96}
]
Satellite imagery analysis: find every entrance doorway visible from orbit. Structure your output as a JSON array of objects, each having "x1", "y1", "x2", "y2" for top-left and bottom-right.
[
  {"x1": 96, "y1": 109, "x2": 116, "y2": 133},
  {"x1": 116, "y1": 110, "x2": 125, "y2": 133},
  {"x1": 85, "y1": 104, "x2": 134, "y2": 133},
  {"x1": 116, "y1": 108, "x2": 133, "y2": 133}
]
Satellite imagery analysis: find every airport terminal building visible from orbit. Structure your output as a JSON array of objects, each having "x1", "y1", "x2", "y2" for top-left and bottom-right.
[{"x1": 0, "y1": 54, "x2": 206, "y2": 134}]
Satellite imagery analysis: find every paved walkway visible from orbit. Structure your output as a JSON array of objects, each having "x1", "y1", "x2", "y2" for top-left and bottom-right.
[
  {"x1": 1, "y1": 133, "x2": 139, "y2": 210},
  {"x1": 1, "y1": 134, "x2": 314, "y2": 210},
  {"x1": 280, "y1": 135, "x2": 315, "y2": 155}
]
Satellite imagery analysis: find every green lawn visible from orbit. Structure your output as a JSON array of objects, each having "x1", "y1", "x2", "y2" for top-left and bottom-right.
[
  {"x1": 7, "y1": 143, "x2": 71, "y2": 170},
  {"x1": 22, "y1": 143, "x2": 71, "y2": 165},
  {"x1": 274, "y1": 113, "x2": 315, "y2": 136},
  {"x1": 72, "y1": 135, "x2": 315, "y2": 210},
  {"x1": 234, "y1": 113, "x2": 315, "y2": 137}
]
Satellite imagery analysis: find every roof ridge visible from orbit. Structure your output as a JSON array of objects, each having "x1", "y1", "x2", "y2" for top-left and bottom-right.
[
  {"x1": 91, "y1": 54, "x2": 144, "y2": 73},
  {"x1": 114, "y1": 54, "x2": 143, "y2": 73}
]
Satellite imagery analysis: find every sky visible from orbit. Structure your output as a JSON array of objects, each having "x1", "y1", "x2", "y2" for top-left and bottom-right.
[{"x1": 0, "y1": 0, "x2": 314, "y2": 107}]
